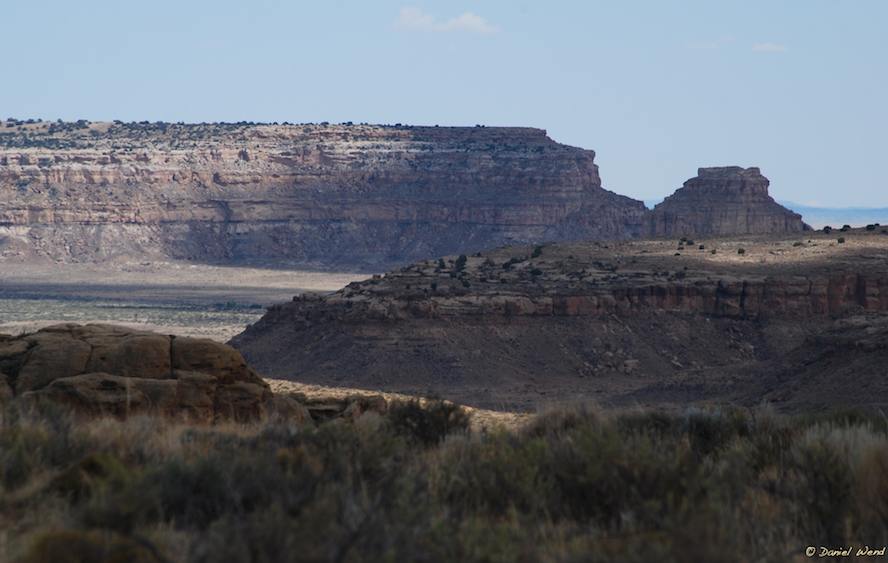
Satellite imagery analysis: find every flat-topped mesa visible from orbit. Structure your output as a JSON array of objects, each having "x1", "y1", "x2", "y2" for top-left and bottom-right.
[
  {"x1": 648, "y1": 166, "x2": 810, "y2": 237},
  {"x1": 0, "y1": 121, "x2": 647, "y2": 267}
]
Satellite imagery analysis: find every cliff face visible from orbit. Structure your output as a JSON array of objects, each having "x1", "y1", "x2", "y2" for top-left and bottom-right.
[
  {"x1": 230, "y1": 232, "x2": 888, "y2": 410},
  {"x1": 0, "y1": 121, "x2": 646, "y2": 267},
  {"x1": 648, "y1": 167, "x2": 809, "y2": 237}
]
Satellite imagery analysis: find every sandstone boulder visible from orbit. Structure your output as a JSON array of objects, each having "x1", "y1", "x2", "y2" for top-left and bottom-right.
[
  {"x1": 2, "y1": 324, "x2": 272, "y2": 422},
  {"x1": 266, "y1": 393, "x2": 313, "y2": 425}
]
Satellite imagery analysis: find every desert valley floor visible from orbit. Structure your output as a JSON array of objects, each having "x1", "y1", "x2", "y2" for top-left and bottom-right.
[{"x1": 0, "y1": 261, "x2": 365, "y2": 340}]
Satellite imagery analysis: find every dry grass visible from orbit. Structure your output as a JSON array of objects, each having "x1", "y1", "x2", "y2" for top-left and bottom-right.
[{"x1": 266, "y1": 378, "x2": 532, "y2": 431}]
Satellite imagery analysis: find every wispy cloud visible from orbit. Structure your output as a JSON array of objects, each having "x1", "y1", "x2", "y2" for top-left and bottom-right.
[
  {"x1": 395, "y1": 7, "x2": 500, "y2": 34},
  {"x1": 752, "y1": 42, "x2": 787, "y2": 53}
]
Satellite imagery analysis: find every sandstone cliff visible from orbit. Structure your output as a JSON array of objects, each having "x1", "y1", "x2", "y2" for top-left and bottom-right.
[
  {"x1": 0, "y1": 121, "x2": 646, "y2": 267},
  {"x1": 648, "y1": 167, "x2": 809, "y2": 237}
]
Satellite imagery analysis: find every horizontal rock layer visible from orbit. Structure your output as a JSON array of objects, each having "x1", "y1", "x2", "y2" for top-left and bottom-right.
[
  {"x1": 649, "y1": 166, "x2": 810, "y2": 237},
  {"x1": 0, "y1": 122, "x2": 646, "y2": 266},
  {"x1": 230, "y1": 234, "x2": 888, "y2": 410}
]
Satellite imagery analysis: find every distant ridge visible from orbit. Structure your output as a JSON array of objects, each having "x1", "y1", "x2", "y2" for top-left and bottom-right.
[{"x1": 778, "y1": 202, "x2": 888, "y2": 230}]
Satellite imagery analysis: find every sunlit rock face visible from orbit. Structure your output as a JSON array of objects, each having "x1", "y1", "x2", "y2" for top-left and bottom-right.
[{"x1": 0, "y1": 122, "x2": 647, "y2": 267}]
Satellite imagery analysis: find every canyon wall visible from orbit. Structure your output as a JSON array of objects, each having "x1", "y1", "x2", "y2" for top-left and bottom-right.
[{"x1": 0, "y1": 121, "x2": 646, "y2": 267}]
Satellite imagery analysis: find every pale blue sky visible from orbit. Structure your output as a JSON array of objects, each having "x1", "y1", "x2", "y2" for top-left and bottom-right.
[{"x1": 3, "y1": 1, "x2": 886, "y2": 206}]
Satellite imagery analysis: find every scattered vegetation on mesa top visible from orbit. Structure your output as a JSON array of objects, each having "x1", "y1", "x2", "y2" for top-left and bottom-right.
[
  {"x1": 4, "y1": 400, "x2": 888, "y2": 562},
  {"x1": 454, "y1": 254, "x2": 468, "y2": 272}
]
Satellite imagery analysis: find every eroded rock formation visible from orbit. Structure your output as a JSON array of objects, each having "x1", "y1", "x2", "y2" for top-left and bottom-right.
[
  {"x1": 0, "y1": 121, "x2": 646, "y2": 267},
  {"x1": 648, "y1": 167, "x2": 809, "y2": 237},
  {"x1": 231, "y1": 230, "x2": 888, "y2": 411},
  {"x1": 0, "y1": 324, "x2": 271, "y2": 421}
]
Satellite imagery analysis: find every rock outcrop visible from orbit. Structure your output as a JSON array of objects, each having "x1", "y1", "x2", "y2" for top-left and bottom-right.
[
  {"x1": 0, "y1": 121, "x2": 646, "y2": 267},
  {"x1": 231, "y1": 230, "x2": 888, "y2": 411},
  {"x1": 648, "y1": 167, "x2": 809, "y2": 237},
  {"x1": 0, "y1": 324, "x2": 271, "y2": 421}
]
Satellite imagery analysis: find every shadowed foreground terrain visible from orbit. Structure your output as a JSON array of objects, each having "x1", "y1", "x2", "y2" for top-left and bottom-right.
[{"x1": 2, "y1": 400, "x2": 888, "y2": 562}]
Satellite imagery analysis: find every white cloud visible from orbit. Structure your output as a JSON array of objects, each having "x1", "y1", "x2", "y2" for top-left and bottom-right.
[
  {"x1": 395, "y1": 7, "x2": 500, "y2": 34},
  {"x1": 752, "y1": 42, "x2": 787, "y2": 53}
]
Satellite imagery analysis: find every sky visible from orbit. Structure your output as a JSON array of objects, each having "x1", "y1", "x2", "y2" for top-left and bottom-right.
[{"x1": 3, "y1": 0, "x2": 886, "y2": 207}]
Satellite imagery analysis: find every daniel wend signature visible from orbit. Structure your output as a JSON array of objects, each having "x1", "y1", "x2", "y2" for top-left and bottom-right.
[{"x1": 806, "y1": 546, "x2": 887, "y2": 558}]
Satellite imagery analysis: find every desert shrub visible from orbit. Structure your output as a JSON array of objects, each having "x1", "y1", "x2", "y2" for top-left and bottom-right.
[
  {"x1": 0, "y1": 402, "x2": 87, "y2": 491},
  {"x1": 524, "y1": 402, "x2": 601, "y2": 438},
  {"x1": 737, "y1": 248, "x2": 746, "y2": 255},
  {"x1": 855, "y1": 446, "x2": 888, "y2": 540},
  {"x1": 502, "y1": 256, "x2": 526, "y2": 270},
  {"x1": 531, "y1": 245, "x2": 543, "y2": 258},
  {"x1": 799, "y1": 408, "x2": 888, "y2": 433},
  {"x1": 21, "y1": 529, "x2": 158, "y2": 563},
  {"x1": 542, "y1": 424, "x2": 699, "y2": 526},
  {"x1": 49, "y1": 453, "x2": 132, "y2": 502},
  {"x1": 838, "y1": 237, "x2": 846, "y2": 244},
  {"x1": 684, "y1": 407, "x2": 751, "y2": 456},
  {"x1": 5, "y1": 401, "x2": 888, "y2": 561},
  {"x1": 787, "y1": 436, "x2": 854, "y2": 544},
  {"x1": 432, "y1": 432, "x2": 551, "y2": 517},
  {"x1": 387, "y1": 398, "x2": 471, "y2": 446},
  {"x1": 455, "y1": 254, "x2": 468, "y2": 271},
  {"x1": 615, "y1": 410, "x2": 681, "y2": 438}
]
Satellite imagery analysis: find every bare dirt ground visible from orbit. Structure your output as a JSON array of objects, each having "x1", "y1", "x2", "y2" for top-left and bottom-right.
[
  {"x1": 266, "y1": 378, "x2": 532, "y2": 431},
  {"x1": 0, "y1": 260, "x2": 367, "y2": 340}
]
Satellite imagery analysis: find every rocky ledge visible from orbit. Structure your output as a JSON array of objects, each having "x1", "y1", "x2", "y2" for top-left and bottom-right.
[
  {"x1": 230, "y1": 230, "x2": 888, "y2": 411},
  {"x1": 0, "y1": 324, "x2": 272, "y2": 421}
]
